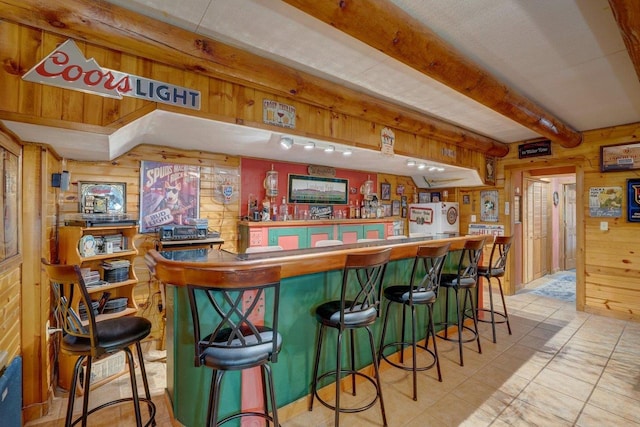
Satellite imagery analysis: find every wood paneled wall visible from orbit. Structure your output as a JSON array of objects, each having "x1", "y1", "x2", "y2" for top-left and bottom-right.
[
  {"x1": 497, "y1": 123, "x2": 640, "y2": 320},
  {"x1": 0, "y1": 20, "x2": 486, "y2": 175}
]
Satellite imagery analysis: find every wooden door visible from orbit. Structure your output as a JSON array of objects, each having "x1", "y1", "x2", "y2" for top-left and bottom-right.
[
  {"x1": 524, "y1": 178, "x2": 550, "y2": 282},
  {"x1": 564, "y1": 183, "x2": 577, "y2": 269}
]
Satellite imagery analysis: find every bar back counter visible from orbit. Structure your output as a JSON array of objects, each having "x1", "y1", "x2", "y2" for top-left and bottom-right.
[{"x1": 146, "y1": 234, "x2": 482, "y2": 426}]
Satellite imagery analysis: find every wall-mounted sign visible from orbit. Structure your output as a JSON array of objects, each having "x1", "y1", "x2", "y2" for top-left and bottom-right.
[
  {"x1": 518, "y1": 140, "x2": 551, "y2": 158},
  {"x1": 380, "y1": 127, "x2": 395, "y2": 155},
  {"x1": 441, "y1": 147, "x2": 456, "y2": 158},
  {"x1": 307, "y1": 165, "x2": 336, "y2": 177},
  {"x1": 627, "y1": 179, "x2": 640, "y2": 222},
  {"x1": 263, "y1": 99, "x2": 296, "y2": 129},
  {"x1": 600, "y1": 142, "x2": 640, "y2": 172},
  {"x1": 589, "y1": 186, "x2": 622, "y2": 217},
  {"x1": 22, "y1": 40, "x2": 201, "y2": 110}
]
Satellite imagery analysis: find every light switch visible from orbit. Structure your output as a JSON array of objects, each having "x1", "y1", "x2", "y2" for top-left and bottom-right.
[
  {"x1": 600, "y1": 221, "x2": 608, "y2": 231},
  {"x1": 471, "y1": 215, "x2": 477, "y2": 223}
]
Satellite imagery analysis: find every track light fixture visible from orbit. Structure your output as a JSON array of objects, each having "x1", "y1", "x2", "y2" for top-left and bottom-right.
[{"x1": 279, "y1": 136, "x2": 293, "y2": 149}]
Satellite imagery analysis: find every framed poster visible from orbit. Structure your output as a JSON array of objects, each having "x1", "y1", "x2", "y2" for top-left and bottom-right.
[
  {"x1": 588, "y1": 186, "x2": 622, "y2": 217},
  {"x1": 601, "y1": 142, "x2": 640, "y2": 172},
  {"x1": 139, "y1": 161, "x2": 200, "y2": 233},
  {"x1": 480, "y1": 190, "x2": 499, "y2": 222},
  {"x1": 79, "y1": 182, "x2": 127, "y2": 214},
  {"x1": 383, "y1": 203, "x2": 392, "y2": 217},
  {"x1": 628, "y1": 179, "x2": 640, "y2": 222},
  {"x1": 288, "y1": 174, "x2": 348, "y2": 204},
  {"x1": 381, "y1": 182, "x2": 391, "y2": 200}
]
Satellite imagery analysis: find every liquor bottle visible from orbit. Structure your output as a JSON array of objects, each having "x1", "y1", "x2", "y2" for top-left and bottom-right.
[{"x1": 279, "y1": 197, "x2": 289, "y2": 221}]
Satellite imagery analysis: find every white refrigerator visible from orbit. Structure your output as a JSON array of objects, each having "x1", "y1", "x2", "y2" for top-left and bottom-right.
[{"x1": 408, "y1": 202, "x2": 460, "y2": 235}]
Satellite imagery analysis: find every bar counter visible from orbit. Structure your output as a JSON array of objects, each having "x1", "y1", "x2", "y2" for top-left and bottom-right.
[{"x1": 146, "y1": 234, "x2": 481, "y2": 427}]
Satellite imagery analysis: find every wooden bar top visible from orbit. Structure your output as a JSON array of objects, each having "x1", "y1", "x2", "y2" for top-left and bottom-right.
[{"x1": 147, "y1": 234, "x2": 485, "y2": 286}]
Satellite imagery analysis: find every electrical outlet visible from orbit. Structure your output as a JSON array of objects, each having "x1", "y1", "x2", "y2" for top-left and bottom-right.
[
  {"x1": 471, "y1": 215, "x2": 477, "y2": 223},
  {"x1": 600, "y1": 221, "x2": 608, "y2": 231}
]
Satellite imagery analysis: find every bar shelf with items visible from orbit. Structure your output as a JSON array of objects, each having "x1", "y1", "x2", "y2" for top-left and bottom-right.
[
  {"x1": 58, "y1": 224, "x2": 140, "y2": 321},
  {"x1": 56, "y1": 223, "x2": 140, "y2": 392}
]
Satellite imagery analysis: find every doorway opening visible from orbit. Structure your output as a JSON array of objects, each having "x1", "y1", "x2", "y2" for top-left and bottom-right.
[{"x1": 520, "y1": 167, "x2": 576, "y2": 295}]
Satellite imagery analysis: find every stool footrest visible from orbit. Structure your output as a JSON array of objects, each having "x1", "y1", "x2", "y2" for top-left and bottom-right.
[
  {"x1": 379, "y1": 342, "x2": 437, "y2": 372},
  {"x1": 314, "y1": 370, "x2": 381, "y2": 414},
  {"x1": 434, "y1": 322, "x2": 480, "y2": 344},
  {"x1": 71, "y1": 397, "x2": 156, "y2": 427},
  {"x1": 476, "y1": 307, "x2": 509, "y2": 324}
]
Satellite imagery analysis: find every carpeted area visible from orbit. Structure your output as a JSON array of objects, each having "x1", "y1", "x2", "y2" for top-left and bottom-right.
[{"x1": 528, "y1": 271, "x2": 576, "y2": 302}]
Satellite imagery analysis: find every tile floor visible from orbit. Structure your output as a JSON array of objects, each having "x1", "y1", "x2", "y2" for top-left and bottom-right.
[{"x1": 27, "y1": 271, "x2": 640, "y2": 426}]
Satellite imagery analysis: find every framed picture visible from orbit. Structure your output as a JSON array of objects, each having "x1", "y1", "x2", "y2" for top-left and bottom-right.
[
  {"x1": 401, "y1": 207, "x2": 407, "y2": 218},
  {"x1": 383, "y1": 203, "x2": 392, "y2": 217},
  {"x1": 79, "y1": 182, "x2": 127, "y2": 214},
  {"x1": 601, "y1": 142, "x2": 640, "y2": 172},
  {"x1": 392, "y1": 200, "x2": 401, "y2": 216},
  {"x1": 627, "y1": 179, "x2": 640, "y2": 222},
  {"x1": 396, "y1": 184, "x2": 404, "y2": 195},
  {"x1": 463, "y1": 194, "x2": 471, "y2": 205},
  {"x1": 401, "y1": 195, "x2": 407, "y2": 207},
  {"x1": 288, "y1": 174, "x2": 348, "y2": 204},
  {"x1": 485, "y1": 156, "x2": 496, "y2": 184},
  {"x1": 431, "y1": 192, "x2": 441, "y2": 202},
  {"x1": 139, "y1": 161, "x2": 200, "y2": 233},
  {"x1": 480, "y1": 190, "x2": 499, "y2": 222},
  {"x1": 418, "y1": 192, "x2": 431, "y2": 203},
  {"x1": 381, "y1": 182, "x2": 391, "y2": 200}
]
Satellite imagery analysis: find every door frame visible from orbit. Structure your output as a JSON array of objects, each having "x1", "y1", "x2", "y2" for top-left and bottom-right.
[{"x1": 504, "y1": 162, "x2": 584, "y2": 311}]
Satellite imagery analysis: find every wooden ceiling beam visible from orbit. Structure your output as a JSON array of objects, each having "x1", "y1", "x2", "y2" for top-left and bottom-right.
[
  {"x1": 609, "y1": 0, "x2": 640, "y2": 84},
  {"x1": 0, "y1": 0, "x2": 509, "y2": 157},
  {"x1": 283, "y1": 0, "x2": 583, "y2": 149}
]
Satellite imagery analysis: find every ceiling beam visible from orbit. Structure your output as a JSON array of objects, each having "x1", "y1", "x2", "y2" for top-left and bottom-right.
[
  {"x1": 283, "y1": 0, "x2": 583, "y2": 149},
  {"x1": 609, "y1": 0, "x2": 640, "y2": 84},
  {"x1": 0, "y1": 0, "x2": 509, "y2": 157}
]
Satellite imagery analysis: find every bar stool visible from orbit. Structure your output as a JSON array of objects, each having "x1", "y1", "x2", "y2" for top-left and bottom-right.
[
  {"x1": 183, "y1": 265, "x2": 282, "y2": 427},
  {"x1": 435, "y1": 238, "x2": 486, "y2": 366},
  {"x1": 309, "y1": 248, "x2": 391, "y2": 427},
  {"x1": 476, "y1": 235, "x2": 513, "y2": 343},
  {"x1": 41, "y1": 259, "x2": 156, "y2": 427},
  {"x1": 378, "y1": 243, "x2": 450, "y2": 400}
]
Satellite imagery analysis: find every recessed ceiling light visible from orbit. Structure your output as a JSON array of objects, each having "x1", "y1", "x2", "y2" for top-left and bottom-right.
[
  {"x1": 324, "y1": 145, "x2": 335, "y2": 153},
  {"x1": 406, "y1": 159, "x2": 416, "y2": 167},
  {"x1": 418, "y1": 163, "x2": 426, "y2": 170},
  {"x1": 304, "y1": 141, "x2": 315, "y2": 150},
  {"x1": 342, "y1": 149, "x2": 352, "y2": 156}
]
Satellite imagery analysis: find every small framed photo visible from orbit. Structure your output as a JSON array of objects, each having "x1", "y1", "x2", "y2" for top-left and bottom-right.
[
  {"x1": 392, "y1": 200, "x2": 401, "y2": 216},
  {"x1": 401, "y1": 207, "x2": 407, "y2": 218},
  {"x1": 418, "y1": 192, "x2": 431, "y2": 203},
  {"x1": 396, "y1": 184, "x2": 404, "y2": 195},
  {"x1": 431, "y1": 192, "x2": 441, "y2": 202},
  {"x1": 383, "y1": 203, "x2": 392, "y2": 217},
  {"x1": 381, "y1": 182, "x2": 391, "y2": 200},
  {"x1": 401, "y1": 195, "x2": 407, "y2": 207},
  {"x1": 463, "y1": 194, "x2": 471, "y2": 205}
]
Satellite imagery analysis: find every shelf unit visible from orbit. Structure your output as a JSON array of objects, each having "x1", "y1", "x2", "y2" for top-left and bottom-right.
[{"x1": 57, "y1": 224, "x2": 140, "y2": 391}]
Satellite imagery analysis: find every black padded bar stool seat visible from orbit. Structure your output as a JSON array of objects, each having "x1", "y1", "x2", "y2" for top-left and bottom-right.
[
  {"x1": 378, "y1": 243, "x2": 450, "y2": 401},
  {"x1": 309, "y1": 248, "x2": 391, "y2": 427},
  {"x1": 435, "y1": 238, "x2": 486, "y2": 367},
  {"x1": 42, "y1": 259, "x2": 156, "y2": 427},
  {"x1": 476, "y1": 235, "x2": 514, "y2": 343}
]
